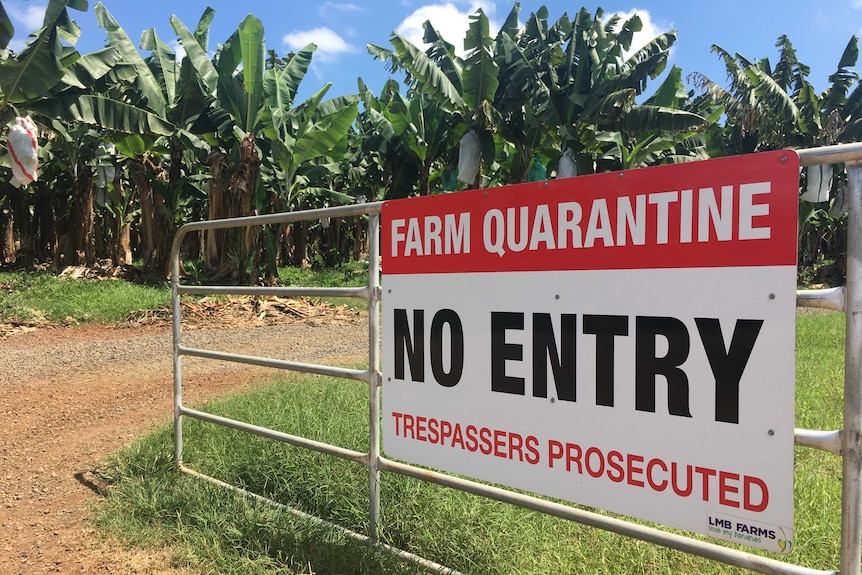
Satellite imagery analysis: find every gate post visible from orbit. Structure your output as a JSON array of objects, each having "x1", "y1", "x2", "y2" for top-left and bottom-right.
[
  {"x1": 368, "y1": 211, "x2": 382, "y2": 542},
  {"x1": 842, "y1": 162, "x2": 862, "y2": 575},
  {"x1": 171, "y1": 235, "x2": 184, "y2": 467}
]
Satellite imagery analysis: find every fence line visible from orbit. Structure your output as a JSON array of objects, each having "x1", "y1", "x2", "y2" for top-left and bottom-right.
[{"x1": 168, "y1": 143, "x2": 862, "y2": 575}]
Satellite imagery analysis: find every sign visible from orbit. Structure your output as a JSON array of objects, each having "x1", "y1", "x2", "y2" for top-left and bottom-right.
[{"x1": 381, "y1": 151, "x2": 799, "y2": 553}]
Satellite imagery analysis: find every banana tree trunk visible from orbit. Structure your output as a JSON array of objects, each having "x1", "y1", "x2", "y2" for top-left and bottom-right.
[
  {"x1": 205, "y1": 151, "x2": 228, "y2": 270},
  {"x1": 166, "y1": 138, "x2": 189, "y2": 268},
  {"x1": 8, "y1": 185, "x2": 34, "y2": 267},
  {"x1": 206, "y1": 135, "x2": 260, "y2": 284},
  {"x1": 151, "y1": 190, "x2": 173, "y2": 276},
  {"x1": 290, "y1": 219, "x2": 309, "y2": 267},
  {"x1": 1, "y1": 198, "x2": 14, "y2": 264},
  {"x1": 112, "y1": 178, "x2": 132, "y2": 265},
  {"x1": 132, "y1": 158, "x2": 156, "y2": 266},
  {"x1": 353, "y1": 216, "x2": 364, "y2": 261},
  {"x1": 32, "y1": 183, "x2": 57, "y2": 264},
  {"x1": 65, "y1": 169, "x2": 96, "y2": 267},
  {"x1": 419, "y1": 170, "x2": 430, "y2": 196}
]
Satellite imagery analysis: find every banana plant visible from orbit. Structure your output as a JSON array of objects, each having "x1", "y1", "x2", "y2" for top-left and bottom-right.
[
  {"x1": 0, "y1": 0, "x2": 88, "y2": 121},
  {"x1": 45, "y1": 3, "x2": 193, "y2": 274},
  {"x1": 537, "y1": 7, "x2": 683, "y2": 173},
  {"x1": 0, "y1": 0, "x2": 107, "y2": 266},
  {"x1": 173, "y1": 13, "x2": 359, "y2": 278},
  {"x1": 170, "y1": 13, "x2": 267, "y2": 280},
  {"x1": 596, "y1": 65, "x2": 714, "y2": 169},
  {"x1": 262, "y1": 66, "x2": 359, "y2": 268},
  {"x1": 358, "y1": 78, "x2": 454, "y2": 197},
  {"x1": 369, "y1": 7, "x2": 501, "y2": 187},
  {"x1": 492, "y1": 4, "x2": 561, "y2": 182}
]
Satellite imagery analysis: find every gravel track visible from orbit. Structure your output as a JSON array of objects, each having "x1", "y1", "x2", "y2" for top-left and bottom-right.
[{"x1": 0, "y1": 318, "x2": 369, "y2": 574}]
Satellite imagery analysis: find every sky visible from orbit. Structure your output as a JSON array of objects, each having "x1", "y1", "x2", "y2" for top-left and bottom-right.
[{"x1": 5, "y1": 0, "x2": 862, "y2": 103}]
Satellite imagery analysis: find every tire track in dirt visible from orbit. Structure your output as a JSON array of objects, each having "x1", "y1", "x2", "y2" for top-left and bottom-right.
[{"x1": 0, "y1": 319, "x2": 369, "y2": 574}]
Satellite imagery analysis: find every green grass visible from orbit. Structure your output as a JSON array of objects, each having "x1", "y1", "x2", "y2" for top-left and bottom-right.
[
  {"x1": 0, "y1": 271, "x2": 171, "y2": 324},
  {"x1": 92, "y1": 312, "x2": 847, "y2": 575},
  {"x1": 279, "y1": 261, "x2": 371, "y2": 310},
  {"x1": 277, "y1": 260, "x2": 369, "y2": 288},
  {"x1": 0, "y1": 263, "x2": 372, "y2": 325}
]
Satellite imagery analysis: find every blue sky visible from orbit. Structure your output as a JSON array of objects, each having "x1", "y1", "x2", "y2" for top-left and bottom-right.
[{"x1": 6, "y1": 0, "x2": 862, "y2": 102}]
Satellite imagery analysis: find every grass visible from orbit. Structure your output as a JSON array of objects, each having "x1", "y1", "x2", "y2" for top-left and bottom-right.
[
  {"x1": 279, "y1": 261, "x2": 370, "y2": 310},
  {"x1": 0, "y1": 271, "x2": 171, "y2": 324},
  {"x1": 92, "y1": 312, "x2": 847, "y2": 575},
  {"x1": 277, "y1": 260, "x2": 369, "y2": 288},
  {"x1": 0, "y1": 262, "x2": 372, "y2": 325}
]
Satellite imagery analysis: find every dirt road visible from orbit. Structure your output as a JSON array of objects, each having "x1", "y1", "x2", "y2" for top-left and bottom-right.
[{"x1": 0, "y1": 317, "x2": 369, "y2": 574}]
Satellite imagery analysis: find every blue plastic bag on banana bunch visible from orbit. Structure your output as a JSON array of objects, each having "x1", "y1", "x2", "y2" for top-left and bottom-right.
[
  {"x1": 557, "y1": 148, "x2": 577, "y2": 179},
  {"x1": 527, "y1": 154, "x2": 547, "y2": 182},
  {"x1": 457, "y1": 130, "x2": 481, "y2": 185},
  {"x1": 442, "y1": 167, "x2": 458, "y2": 191},
  {"x1": 7, "y1": 116, "x2": 38, "y2": 188}
]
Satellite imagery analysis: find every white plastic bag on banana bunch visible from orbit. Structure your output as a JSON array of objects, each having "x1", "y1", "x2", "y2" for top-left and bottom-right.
[
  {"x1": 830, "y1": 184, "x2": 849, "y2": 218},
  {"x1": 7, "y1": 116, "x2": 38, "y2": 188},
  {"x1": 457, "y1": 130, "x2": 481, "y2": 185},
  {"x1": 800, "y1": 164, "x2": 832, "y2": 203},
  {"x1": 95, "y1": 142, "x2": 117, "y2": 208},
  {"x1": 556, "y1": 148, "x2": 577, "y2": 179}
]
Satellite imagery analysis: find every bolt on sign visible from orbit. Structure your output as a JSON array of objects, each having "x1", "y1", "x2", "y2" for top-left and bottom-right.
[{"x1": 381, "y1": 150, "x2": 799, "y2": 554}]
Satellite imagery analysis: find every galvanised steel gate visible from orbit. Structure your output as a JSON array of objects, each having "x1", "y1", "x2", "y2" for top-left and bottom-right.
[{"x1": 169, "y1": 142, "x2": 862, "y2": 575}]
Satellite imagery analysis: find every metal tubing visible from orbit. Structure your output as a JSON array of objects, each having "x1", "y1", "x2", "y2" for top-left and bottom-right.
[
  {"x1": 180, "y1": 407, "x2": 368, "y2": 463},
  {"x1": 378, "y1": 457, "x2": 834, "y2": 575},
  {"x1": 367, "y1": 212, "x2": 382, "y2": 543},
  {"x1": 794, "y1": 429, "x2": 842, "y2": 455},
  {"x1": 841, "y1": 162, "x2": 862, "y2": 575},
  {"x1": 798, "y1": 143, "x2": 862, "y2": 167},
  {"x1": 166, "y1": 173, "x2": 862, "y2": 574},
  {"x1": 796, "y1": 287, "x2": 846, "y2": 313},
  {"x1": 178, "y1": 285, "x2": 368, "y2": 299},
  {"x1": 176, "y1": 202, "x2": 383, "y2": 239},
  {"x1": 177, "y1": 346, "x2": 369, "y2": 382},
  {"x1": 178, "y1": 465, "x2": 464, "y2": 575},
  {"x1": 171, "y1": 230, "x2": 184, "y2": 467}
]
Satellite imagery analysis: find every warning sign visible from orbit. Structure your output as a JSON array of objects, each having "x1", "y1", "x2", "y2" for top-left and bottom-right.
[{"x1": 381, "y1": 151, "x2": 799, "y2": 553}]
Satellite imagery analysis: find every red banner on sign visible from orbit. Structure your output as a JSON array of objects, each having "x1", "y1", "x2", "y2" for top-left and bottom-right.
[{"x1": 381, "y1": 151, "x2": 799, "y2": 274}]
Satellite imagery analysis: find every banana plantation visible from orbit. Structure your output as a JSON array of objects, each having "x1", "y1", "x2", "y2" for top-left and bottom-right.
[{"x1": 0, "y1": 0, "x2": 859, "y2": 284}]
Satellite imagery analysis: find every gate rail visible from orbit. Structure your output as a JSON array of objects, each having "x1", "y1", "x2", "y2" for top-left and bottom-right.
[{"x1": 169, "y1": 142, "x2": 862, "y2": 575}]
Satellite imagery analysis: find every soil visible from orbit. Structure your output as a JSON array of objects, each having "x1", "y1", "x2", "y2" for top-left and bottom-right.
[{"x1": 0, "y1": 308, "x2": 370, "y2": 575}]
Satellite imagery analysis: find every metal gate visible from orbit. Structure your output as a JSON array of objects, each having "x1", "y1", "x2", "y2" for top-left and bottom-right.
[{"x1": 169, "y1": 142, "x2": 862, "y2": 575}]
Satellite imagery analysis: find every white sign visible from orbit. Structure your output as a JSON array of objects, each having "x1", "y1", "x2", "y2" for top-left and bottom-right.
[{"x1": 381, "y1": 151, "x2": 800, "y2": 553}]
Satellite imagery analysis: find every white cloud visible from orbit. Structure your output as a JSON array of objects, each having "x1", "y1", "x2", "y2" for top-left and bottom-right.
[
  {"x1": 283, "y1": 27, "x2": 356, "y2": 64},
  {"x1": 318, "y1": 2, "x2": 362, "y2": 17},
  {"x1": 396, "y1": 2, "x2": 500, "y2": 56},
  {"x1": 171, "y1": 40, "x2": 186, "y2": 63},
  {"x1": 610, "y1": 9, "x2": 673, "y2": 60},
  {"x1": 7, "y1": 1, "x2": 46, "y2": 32}
]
